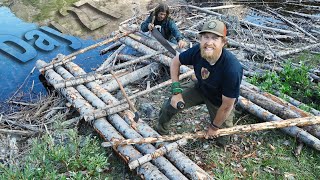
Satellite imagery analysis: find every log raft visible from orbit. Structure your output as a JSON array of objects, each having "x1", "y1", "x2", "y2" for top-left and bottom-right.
[{"x1": 34, "y1": 4, "x2": 320, "y2": 179}]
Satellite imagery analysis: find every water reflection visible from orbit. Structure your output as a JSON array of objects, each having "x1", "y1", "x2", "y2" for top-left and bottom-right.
[{"x1": 0, "y1": 7, "x2": 106, "y2": 102}]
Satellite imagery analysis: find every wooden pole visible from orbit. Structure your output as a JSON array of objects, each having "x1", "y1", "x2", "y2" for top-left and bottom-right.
[
  {"x1": 110, "y1": 70, "x2": 139, "y2": 122},
  {"x1": 101, "y1": 116, "x2": 320, "y2": 148},
  {"x1": 128, "y1": 139, "x2": 188, "y2": 170}
]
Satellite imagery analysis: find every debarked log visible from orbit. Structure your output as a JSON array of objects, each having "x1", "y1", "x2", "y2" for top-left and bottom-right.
[
  {"x1": 53, "y1": 73, "x2": 103, "y2": 89},
  {"x1": 101, "y1": 116, "x2": 320, "y2": 148},
  {"x1": 102, "y1": 70, "x2": 194, "y2": 110},
  {"x1": 128, "y1": 139, "x2": 188, "y2": 170},
  {"x1": 122, "y1": 111, "x2": 213, "y2": 180},
  {"x1": 238, "y1": 96, "x2": 320, "y2": 151},
  {"x1": 101, "y1": 62, "x2": 159, "y2": 92},
  {"x1": 52, "y1": 51, "x2": 165, "y2": 89},
  {"x1": 51, "y1": 61, "x2": 189, "y2": 179},
  {"x1": 40, "y1": 30, "x2": 136, "y2": 72},
  {"x1": 97, "y1": 44, "x2": 126, "y2": 71},
  {"x1": 100, "y1": 41, "x2": 122, "y2": 55},
  {"x1": 240, "y1": 84, "x2": 320, "y2": 138},
  {"x1": 274, "y1": 91, "x2": 320, "y2": 116},
  {"x1": 36, "y1": 60, "x2": 169, "y2": 179},
  {"x1": 120, "y1": 36, "x2": 190, "y2": 73}
]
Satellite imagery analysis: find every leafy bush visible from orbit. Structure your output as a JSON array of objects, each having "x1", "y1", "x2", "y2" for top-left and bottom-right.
[
  {"x1": 0, "y1": 130, "x2": 109, "y2": 179},
  {"x1": 248, "y1": 61, "x2": 320, "y2": 110}
]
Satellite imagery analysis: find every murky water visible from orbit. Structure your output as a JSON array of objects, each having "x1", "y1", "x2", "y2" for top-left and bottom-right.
[{"x1": 0, "y1": 6, "x2": 109, "y2": 103}]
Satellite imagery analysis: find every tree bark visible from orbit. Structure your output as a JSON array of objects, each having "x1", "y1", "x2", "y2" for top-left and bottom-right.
[{"x1": 102, "y1": 116, "x2": 320, "y2": 148}]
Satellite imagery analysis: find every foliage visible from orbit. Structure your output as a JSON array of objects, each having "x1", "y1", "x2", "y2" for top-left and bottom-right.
[
  {"x1": 0, "y1": 130, "x2": 109, "y2": 179},
  {"x1": 248, "y1": 61, "x2": 320, "y2": 110}
]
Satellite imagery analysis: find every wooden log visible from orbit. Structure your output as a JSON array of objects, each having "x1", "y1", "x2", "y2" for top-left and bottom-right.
[
  {"x1": 276, "y1": 43, "x2": 320, "y2": 57},
  {"x1": 127, "y1": 32, "x2": 182, "y2": 58},
  {"x1": 97, "y1": 44, "x2": 126, "y2": 71},
  {"x1": 122, "y1": 111, "x2": 213, "y2": 179},
  {"x1": 281, "y1": 9, "x2": 320, "y2": 20},
  {"x1": 64, "y1": 62, "x2": 119, "y2": 105},
  {"x1": 128, "y1": 139, "x2": 188, "y2": 170},
  {"x1": 100, "y1": 41, "x2": 122, "y2": 55},
  {"x1": 203, "y1": 5, "x2": 242, "y2": 10},
  {"x1": 240, "y1": 84, "x2": 320, "y2": 138},
  {"x1": 61, "y1": 60, "x2": 212, "y2": 180},
  {"x1": 52, "y1": 73, "x2": 103, "y2": 89},
  {"x1": 238, "y1": 96, "x2": 320, "y2": 151},
  {"x1": 98, "y1": 50, "x2": 165, "y2": 75},
  {"x1": 39, "y1": 30, "x2": 136, "y2": 72},
  {"x1": 184, "y1": 4, "x2": 302, "y2": 36},
  {"x1": 274, "y1": 91, "x2": 320, "y2": 116},
  {"x1": 240, "y1": 86, "x2": 302, "y2": 119},
  {"x1": 83, "y1": 104, "x2": 129, "y2": 121},
  {"x1": 117, "y1": 54, "x2": 138, "y2": 61},
  {"x1": 101, "y1": 116, "x2": 320, "y2": 148},
  {"x1": 110, "y1": 70, "x2": 139, "y2": 122},
  {"x1": 36, "y1": 60, "x2": 169, "y2": 179},
  {"x1": 54, "y1": 62, "x2": 189, "y2": 179},
  {"x1": 103, "y1": 70, "x2": 194, "y2": 109},
  {"x1": 108, "y1": 114, "x2": 188, "y2": 180},
  {"x1": 51, "y1": 51, "x2": 164, "y2": 89},
  {"x1": 0, "y1": 128, "x2": 36, "y2": 136},
  {"x1": 120, "y1": 36, "x2": 190, "y2": 73},
  {"x1": 101, "y1": 63, "x2": 160, "y2": 92},
  {"x1": 267, "y1": 8, "x2": 318, "y2": 41}
]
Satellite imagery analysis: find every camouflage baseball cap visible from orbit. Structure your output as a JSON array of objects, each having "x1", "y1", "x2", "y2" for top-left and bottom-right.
[{"x1": 199, "y1": 20, "x2": 227, "y2": 37}]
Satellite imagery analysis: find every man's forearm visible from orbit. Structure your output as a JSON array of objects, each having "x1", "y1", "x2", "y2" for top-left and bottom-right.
[
  {"x1": 170, "y1": 56, "x2": 181, "y2": 82},
  {"x1": 212, "y1": 105, "x2": 233, "y2": 127}
]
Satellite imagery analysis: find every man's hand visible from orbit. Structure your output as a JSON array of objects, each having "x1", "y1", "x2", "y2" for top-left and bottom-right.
[
  {"x1": 170, "y1": 93, "x2": 184, "y2": 109},
  {"x1": 178, "y1": 40, "x2": 187, "y2": 48},
  {"x1": 205, "y1": 125, "x2": 219, "y2": 139},
  {"x1": 148, "y1": 23, "x2": 154, "y2": 31}
]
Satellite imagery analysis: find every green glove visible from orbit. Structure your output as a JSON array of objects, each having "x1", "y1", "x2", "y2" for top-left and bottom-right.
[{"x1": 171, "y1": 82, "x2": 183, "y2": 95}]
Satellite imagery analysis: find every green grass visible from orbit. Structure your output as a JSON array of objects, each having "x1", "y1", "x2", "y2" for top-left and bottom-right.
[
  {"x1": 0, "y1": 129, "x2": 120, "y2": 179},
  {"x1": 22, "y1": 0, "x2": 79, "y2": 21}
]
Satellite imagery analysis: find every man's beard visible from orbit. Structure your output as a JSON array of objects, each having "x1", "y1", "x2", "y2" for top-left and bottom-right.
[{"x1": 200, "y1": 45, "x2": 221, "y2": 64}]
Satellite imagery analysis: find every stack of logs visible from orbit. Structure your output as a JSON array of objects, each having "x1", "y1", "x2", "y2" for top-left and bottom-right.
[{"x1": 36, "y1": 4, "x2": 320, "y2": 180}]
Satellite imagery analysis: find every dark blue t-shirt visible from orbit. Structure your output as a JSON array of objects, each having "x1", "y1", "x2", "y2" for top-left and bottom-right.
[{"x1": 179, "y1": 44, "x2": 243, "y2": 106}]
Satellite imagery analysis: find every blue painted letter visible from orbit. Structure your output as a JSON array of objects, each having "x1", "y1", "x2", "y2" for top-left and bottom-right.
[
  {"x1": 40, "y1": 26, "x2": 82, "y2": 50},
  {"x1": 0, "y1": 35, "x2": 37, "y2": 63},
  {"x1": 25, "y1": 30, "x2": 60, "y2": 51}
]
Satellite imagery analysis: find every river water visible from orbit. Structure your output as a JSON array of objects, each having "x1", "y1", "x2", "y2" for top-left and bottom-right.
[{"x1": 0, "y1": 6, "x2": 108, "y2": 103}]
